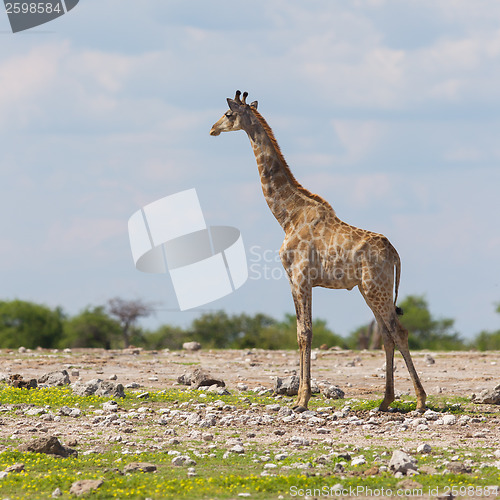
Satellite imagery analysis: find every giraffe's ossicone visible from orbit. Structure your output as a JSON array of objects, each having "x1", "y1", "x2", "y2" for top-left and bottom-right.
[{"x1": 211, "y1": 91, "x2": 426, "y2": 412}]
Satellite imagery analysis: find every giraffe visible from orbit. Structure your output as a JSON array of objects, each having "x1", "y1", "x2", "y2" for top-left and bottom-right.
[{"x1": 210, "y1": 91, "x2": 426, "y2": 413}]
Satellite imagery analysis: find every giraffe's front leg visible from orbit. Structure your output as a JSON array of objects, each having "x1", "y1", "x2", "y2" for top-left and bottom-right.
[
  {"x1": 291, "y1": 287, "x2": 313, "y2": 413},
  {"x1": 294, "y1": 330, "x2": 312, "y2": 412}
]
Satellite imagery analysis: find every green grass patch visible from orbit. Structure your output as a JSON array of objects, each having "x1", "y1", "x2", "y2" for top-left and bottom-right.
[
  {"x1": 0, "y1": 385, "x2": 110, "y2": 410},
  {"x1": 0, "y1": 448, "x2": 499, "y2": 499},
  {"x1": 0, "y1": 386, "x2": 498, "y2": 498}
]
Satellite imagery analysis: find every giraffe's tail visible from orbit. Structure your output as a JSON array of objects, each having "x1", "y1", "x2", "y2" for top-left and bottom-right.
[{"x1": 394, "y1": 250, "x2": 403, "y2": 316}]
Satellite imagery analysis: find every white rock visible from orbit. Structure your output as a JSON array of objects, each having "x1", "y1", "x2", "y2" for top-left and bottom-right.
[
  {"x1": 411, "y1": 418, "x2": 427, "y2": 427},
  {"x1": 300, "y1": 410, "x2": 316, "y2": 418},
  {"x1": 458, "y1": 415, "x2": 471, "y2": 425},
  {"x1": 172, "y1": 455, "x2": 196, "y2": 466},
  {"x1": 182, "y1": 341, "x2": 201, "y2": 351},
  {"x1": 231, "y1": 445, "x2": 245, "y2": 454},
  {"x1": 265, "y1": 404, "x2": 281, "y2": 412},
  {"x1": 442, "y1": 414, "x2": 457, "y2": 425},
  {"x1": 351, "y1": 457, "x2": 366, "y2": 466},
  {"x1": 416, "y1": 424, "x2": 429, "y2": 431},
  {"x1": 423, "y1": 409, "x2": 441, "y2": 421},
  {"x1": 290, "y1": 436, "x2": 310, "y2": 447},
  {"x1": 417, "y1": 443, "x2": 432, "y2": 454},
  {"x1": 24, "y1": 408, "x2": 46, "y2": 416},
  {"x1": 200, "y1": 415, "x2": 217, "y2": 427},
  {"x1": 389, "y1": 450, "x2": 418, "y2": 475},
  {"x1": 186, "y1": 413, "x2": 200, "y2": 425}
]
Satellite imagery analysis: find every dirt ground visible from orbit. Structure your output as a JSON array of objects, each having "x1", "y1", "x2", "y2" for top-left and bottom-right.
[
  {"x1": 5, "y1": 347, "x2": 499, "y2": 401},
  {"x1": 1, "y1": 347, "x2": 499, "y2": 452}
]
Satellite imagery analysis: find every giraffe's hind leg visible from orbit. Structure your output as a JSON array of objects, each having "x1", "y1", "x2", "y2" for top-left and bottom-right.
[
  {"x1": 377, "y1": 326, "x2": 395, "y2": 411},
  {"x1": 360, "y1": 286, "x2": 426, "y2": 412},
  {"x1": 391, "y1": 319, "x2": 427, "y2": 411}
]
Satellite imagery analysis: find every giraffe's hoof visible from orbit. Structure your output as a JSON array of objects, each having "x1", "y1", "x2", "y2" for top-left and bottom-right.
[
  {"x1": 292, "y1": 405, "x2": 307, "y2": 413},
  {"x1": 377, "y1": 402, "x2": 392, "y2": 412}
]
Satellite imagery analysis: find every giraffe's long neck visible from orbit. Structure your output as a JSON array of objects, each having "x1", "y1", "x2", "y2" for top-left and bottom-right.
[{"x1": 245, "y1": 110, "x2": 320, "y2": 232}]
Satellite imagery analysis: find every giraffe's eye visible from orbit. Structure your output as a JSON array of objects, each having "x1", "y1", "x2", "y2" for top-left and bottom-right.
[{"x1": 225, "y1": 111, "x2": 233, "y2": 118}]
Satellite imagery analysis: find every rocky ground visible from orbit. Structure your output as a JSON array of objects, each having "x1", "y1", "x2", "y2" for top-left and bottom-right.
[
  {"x1": 1, "y1": 347, "x2": 500, "y2": 448},
  {"x1": 0, "y1": 348, "x2": 499, "y2": 498}
]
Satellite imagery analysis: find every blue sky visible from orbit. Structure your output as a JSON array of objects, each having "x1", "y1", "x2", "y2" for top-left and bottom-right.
[{"x1": 0, "y1": 1, "x2": 499, "y2": 339}]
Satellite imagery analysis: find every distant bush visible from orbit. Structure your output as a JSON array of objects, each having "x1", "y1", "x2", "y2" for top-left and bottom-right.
[
  {"x1": 142, "y1": 325, "x2": 192, "y2": 351},
  {"x1": 0, "y1": 299, "x2": 64, "y2": 349},
  {"x1": 60, "y1": 306, "x2": 121, "y2": 349},
  {"x1": 473, "y1": 330, "x2": 500, "y2": 350}
]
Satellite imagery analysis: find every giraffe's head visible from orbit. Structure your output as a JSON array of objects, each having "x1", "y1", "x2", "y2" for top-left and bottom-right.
[{"x1": 210, "y1": 90, "x2": 258, "y2": 136}]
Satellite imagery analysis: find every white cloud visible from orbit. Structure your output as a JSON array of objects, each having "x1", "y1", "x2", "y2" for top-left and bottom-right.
[
  {"x1": 331, "y1": 120, "x2": 389, "y2": 164},
  {"x1": 1, "y1": 0, "x2": 500, "y2": 338},
  {"x1": 42, "y1": 217, "x2": 124, "y2": 255},
  {"x1": 302, "y1": 171, "x2": 396, "y2": 210},
  {"x1": 0, "y1": 42, "x2": 69, "y2": 127}
]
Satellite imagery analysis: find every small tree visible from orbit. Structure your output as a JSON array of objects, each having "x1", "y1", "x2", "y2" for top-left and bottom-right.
[
  {"x1": 472, "y1": 302, "x2": 500, "y2": 350},
  {"x1": 189, "y1": 311, "x2": 241, "y2": 348},
  {"x1": 230, "y1": 313, "x2": 277, "y2": 349},
  {"x1": 345, "y1": 320, "x2": 381, "y2": 350},
  {"x1": 107, "y1": 298, "x2": 154, "y2": 348},
  {"x1": 61, "y1": 306, "x2": 121, "y2": 349},
  {"x1": 258, "y1": 314, "x2": 345, "y2": 350},
  {"x1": 398, "y1": 295, "x2": 464, "y2": 350},
  {"x1": 0, "y1": 300, "x2": 64, "y2": 349},
  {"x1": 142, "y1": 325, "x2": 190, "y2": 350}
]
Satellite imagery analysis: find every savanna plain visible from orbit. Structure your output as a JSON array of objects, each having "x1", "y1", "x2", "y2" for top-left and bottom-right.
[{"x1": 0, "y1": 347, "x2": 499, "y2": 499}]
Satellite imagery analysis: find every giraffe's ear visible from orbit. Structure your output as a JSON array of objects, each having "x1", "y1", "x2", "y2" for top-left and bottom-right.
[
  {"x1": 227, "y1": 98, "x2": 241, "y2": 112},
  {"x1": 250, "y1": 101, "x2": 258, "y2": 109}
]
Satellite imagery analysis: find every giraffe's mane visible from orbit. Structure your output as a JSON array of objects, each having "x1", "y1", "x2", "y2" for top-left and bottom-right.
[{"x1": 249, "y1": 107, "x2": 333, "y2": 209}]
